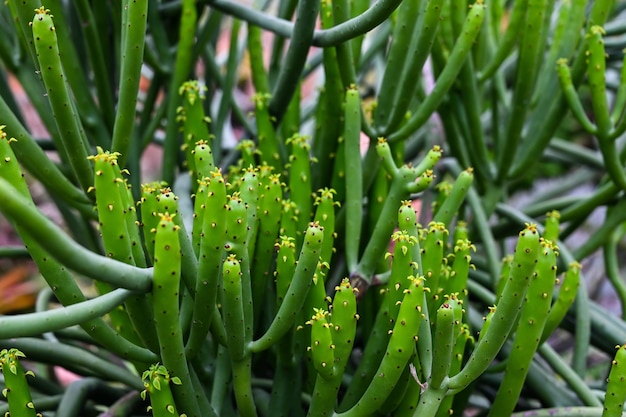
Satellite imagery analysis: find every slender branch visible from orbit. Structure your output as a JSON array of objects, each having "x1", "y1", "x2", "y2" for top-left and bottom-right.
[
  {"x1": 203, "y1": 0, "x2": 403, "y2": 47},
  {"x1": 0, "y1": 289, "x2": 133, "y2": 339},
  {"x1": 0, "y1": 178, "x2": 153, "y2": 292}
]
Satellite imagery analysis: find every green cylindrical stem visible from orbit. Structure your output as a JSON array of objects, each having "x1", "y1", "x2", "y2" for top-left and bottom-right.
[
  {"x1": 586, "y1": 26, "x2": 612, "y2": 138},
  {"x1": 193, "y1": 140, "x2": 217, "y2": 184},
  {"x1": 436, "y1": 323, "x2": 473, "y2": 417},
  {"x1": 0, "y1": 178, "x2": 152, "y2": 292},
  {"x1": 225, "y1": 193, "x2": 254, "y2": 344},
  {"x1": 304, "y1": 261, "x2": 331, "y2": 319},
  {"x1": 387, "y1": 1, "x2": 485, "y2": 143},
  {"x1": 331, "y1": 0, "x2": 358, "y2": 86},
  {"x1": 445, "y1": 239, "x2": 474, "y2": 304},
  {"x1": 421, "y1": 221, "x2": 448, "y2": 315},
  {"x1": 398, "y1": 201, "x2": 423, "y2": 272},
  {"x1": 6, "y1": 0, "x2": 41, "y2": 65},
  {"x1": 178, "y1": 81, "x2": 212, "y2": 178},
  {"x1": 432, "y1": 168, "x2": 473, "y2": 228},
  {"x1": 254, "y1": 93, "x2": 283, "y2": 171},
  {"x1": 407, "y1": 170, "x2": 435, "y2": 194},
  {"x1": 232, "y1": 357, "x2": 258, "y2": 417},
  {"x1": 161, "y1": 0, "x2": 198, "y2": 184},
  {"x1": 478, "y1": 0, "x2": 528, "y2": 82},
  {"x1": 602, "y1": 344, "x2": 626, "y2": 417},
  {"x1": 382, "y1": 0, "x2": 445, "y2": 133},
  {"x1": 38, "y1": 0, "x2": 108, "y2": 142},
  {"x1": 141, "y1": 364, "x2": 182, "y2": 417},
  {"x1": 448, "y1": 224, "x2": 540, "y2": 392},
  {"x1": 412, "y1": 146, "x2": 444, "y2": 178},
  {"x1": 0, "y1": 349, "x2": 39, "y2": 417},
  {"x1": 432, "y1": 181, "x2": 452, "y2": 219},
  {"x1": 488, "y1": 239, "x2": 558, "y2": 417},
  {"x1": 541, "y1": 261, "x2": 581, "y2": 344},
  {"x1": 236, "y1": 139, "x2": 259, "y2": 169},
  {"x1": 156, "y1": 188, "x2": 198, "y2": 295},
  {"x1": 344, "y1": 86, "x2": 364, "y2": 272},
  {"x1": 611, "y1": 52, "x2": 626, "y2": 131},
  {"x1": 268, "y1": 0, "x2": 319, "y2": 122},
  {"x1": 340, "y1": 255, "x2": 414, "y2": 410},
  {"x1": 372, "y1": 0, "x2": 422, "y2": 130},
  {"x1": 495, "y1": 0, "x2": 550, "y2": 181},
  {"x1": 89, "y1": 149, "x2": 157, "y2": 349},
  {"x1": 251, "y1": 172, "x2": 283, "y2": 317},
  {"x1": 314, "y1": 188, "x2": 338, "y2": 266},
  {"x1": 238, "y1": 167, "x2": 260, "y2": 260},
  {"x1": 251, "y1": 222, "x2": 324, "y2": 352},
  {"x1": 585, "y1": 26, "x2": 626, "y2": 190},
  {"x1": 307, "y1": 280, "x2": 358, "y2": 417},
  {"x1": 543, "y1": 210, "x2": 561, "y2": 243},
  {"x1": 152, "y1": 213, "x2": 200, "y2": 417},
  {"x1": 88, "y1": 148, "x2": 135, "y2": 263},
  {"x1": 353, "y1": 140, "x2": 429, "y2": 287},
  {"x1": 557, "y1": 59, "x2": 597, "y2": 134},
  {"x1": 192, "y1": 178, "x2": 210, "y2": 257},
  {"x1": 0, "y1": 132, "x2": 154, "y2": 363},
  {"x1": 366, "y1": 166, "x2": 391, "y2": 273},
  {"x1": 281, "y1": 83, "x2": 302, "y2": 139},
  {"x1": 0, "y1": 288, "x2": 132, "y2": 339},
  {"x1": 186, "y1": 170, "x2": 228, "y2": 358},
  {"x1": 31, "y1": 7, "x2": 93, "y2": 193},
  {"x1": 312, "y1": 0, "x2": 344, "y2": 191},
  {"x1": 111, "y1": 0, "x2": 148, "y2": 166},
  {"x1": 391, "y1": 230, "x2": 419, "y2": 273},
  {"x1": 247, "y1": 24, "x2": 270, "y2": 94},
  {"x1": 280, "y1": 199, "x2": 299, "y2": 247},
  {"x1": 307, "y1": 309, "x2": 336, "y2": 380},
  {"x1": 429, "y1": 298, "x2": 461, "y2": 390},
  {"x1": 140, "y1": 181, "x2": 167, "y2": 261},
  {"x1": 275, "y1": 236, "x2": 297, "y2": 307},
  {"x1": 0, "y1": 102, "x2": 91, "y2": 210},
  {"x1": 336, "y1": 277, "x2": 425, "y2": 417},
  {"x1": 222, "y1": 254, "x2": 247, "y2": 361},
  {"x1": 331, "y1": 278, "x2": 359, "y2": 374},
  {"x1": 287, "y1": 133, "x2": 314, "y2": 245},
  {"x1": 496, "y1": 255, "x2": 513, "y2": 301}
]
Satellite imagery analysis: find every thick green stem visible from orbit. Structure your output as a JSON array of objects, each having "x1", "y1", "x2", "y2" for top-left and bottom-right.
[{"x1": 0, "y1": 178, "x2": 152, "y2": 292}]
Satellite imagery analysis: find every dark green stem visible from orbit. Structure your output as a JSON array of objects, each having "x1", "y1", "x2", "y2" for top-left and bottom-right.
[
  {"x1": 202, "y1": 0, "x2": 403, "y2": 47},
  {"x1": 268, "y1": 0, "x2": 319, "y2": 123}
]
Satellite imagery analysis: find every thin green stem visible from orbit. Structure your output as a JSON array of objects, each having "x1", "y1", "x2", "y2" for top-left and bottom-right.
[
  {"x1": 604, "y1": 227, "x2": 626, "y2": 321},
  {"x1": 268, "y1": 0, "x2": 318, "y2": 123},
  {"x1": 571, "y1": 197, "x2": 626, "y2": 261},
  {"x1": 387, "y1": 2, "x2": 485, "y2": 143},
  {"x1": 202, "y1": 0, "x2": 403, "y2": 47},
  {"x1": 111, "y1": 0, "x2": 148, "y2": 166},
  {"x1": 0, "y1": 95, "x2": 92, "y2": 210},
  {"x1": 0, "y1": 289, "x2": 133, "y2": 339},
  {"x1": 538, "y1": 344, "x2": 602, "y2": 407},
  {"x1": 162, "y1": 0, "x2": 199, "y2": 184},
  {"x1": 0, "y1": 338, "x2": 143, "y2": 390},
  {"x1": 0, "y1": 179, "x2": 152, "y2": 292}
]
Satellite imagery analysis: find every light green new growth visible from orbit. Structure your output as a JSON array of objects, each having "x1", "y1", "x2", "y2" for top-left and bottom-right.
[{"x1": 0, "y1": 349, "x2": 40, "y2": 417}]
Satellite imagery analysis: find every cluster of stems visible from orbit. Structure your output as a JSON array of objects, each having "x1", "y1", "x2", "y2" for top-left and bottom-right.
[
  {"x1": 0, "y1": 116, "x2": 608, "y2": 416},
  {"x1": 0, "y1": 0, "x2": 626, "y2": 416}
]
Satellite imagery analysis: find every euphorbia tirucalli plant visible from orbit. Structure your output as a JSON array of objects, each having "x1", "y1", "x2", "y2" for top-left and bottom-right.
[
  {"x1": 0, "y1": 128, "x2": 589, "y2": 417},
  {"x1": 1, "y1": 0, "x2": 626, "y2": 416}
]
